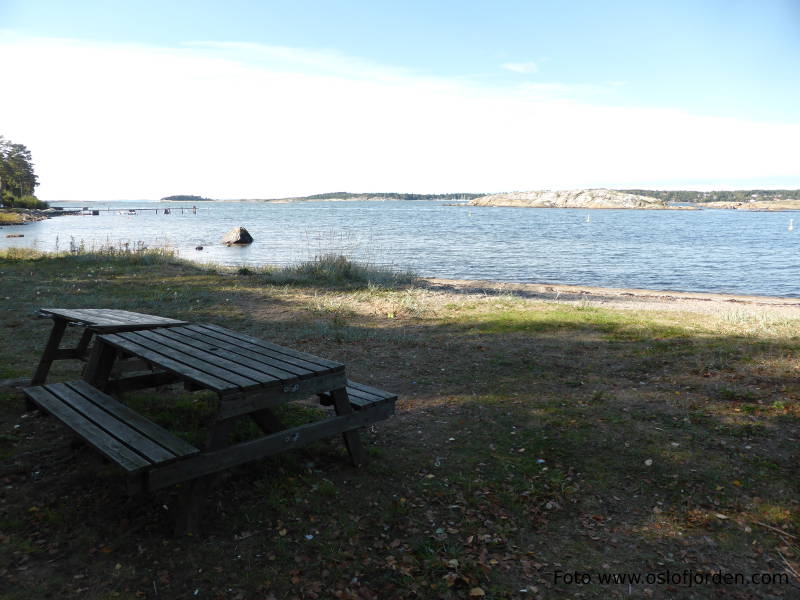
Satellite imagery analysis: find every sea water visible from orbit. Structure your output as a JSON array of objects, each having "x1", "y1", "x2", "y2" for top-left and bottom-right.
[{"x1": 1, "y1": 200, "x2": 797, "y2": 297}]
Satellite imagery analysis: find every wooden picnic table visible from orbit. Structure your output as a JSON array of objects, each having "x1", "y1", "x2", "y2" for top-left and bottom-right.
[
  {"x1": 31, "y1": 308, "x2": 188, "y2": 385},
  {"x1": 80, "y1": 323, "x2": 395, "y2": 532}
]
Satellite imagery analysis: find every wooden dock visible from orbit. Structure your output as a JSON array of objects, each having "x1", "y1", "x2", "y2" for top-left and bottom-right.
[{"x1": 51, "y1": 206, "x2": 207, "y2": 216}]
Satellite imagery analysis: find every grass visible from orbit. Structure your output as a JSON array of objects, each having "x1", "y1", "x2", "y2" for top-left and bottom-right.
[
  {"x1": 0, "y1": 211, "x2": 25, "y2": 225},
  {"x1": 1, "y1": 250, "x2": 799, "y2": 598}
]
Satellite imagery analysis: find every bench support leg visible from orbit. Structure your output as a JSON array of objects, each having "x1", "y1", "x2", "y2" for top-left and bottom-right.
[
  {"x1": 31, "y1": 319, "x2": 67, "y2": 387},
  {"x1": 174, "y1": 419, "x2": 233, "y2": 536},
  {"x1": 331, "y1": 387, "x2": 367, "y2": 467}
]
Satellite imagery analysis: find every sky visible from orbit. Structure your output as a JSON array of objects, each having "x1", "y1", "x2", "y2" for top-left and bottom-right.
[{"x1": 1, "y1": 0, "x2": 799, "y2": 200}]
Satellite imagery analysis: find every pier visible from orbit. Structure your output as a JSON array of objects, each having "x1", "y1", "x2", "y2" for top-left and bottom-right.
[{"x1": 51, "y1": 206, "x2": 207, "y2": 216}]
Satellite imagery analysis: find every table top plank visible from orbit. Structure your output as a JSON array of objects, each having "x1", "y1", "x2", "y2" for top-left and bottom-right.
[
  {"x1": 155, "y1": 328, "x2": 298, "y2": 381},
  {"x1": 99, "y1": 333, "x2": 239, "y2": 392},
  {"x1": 195, "y1": 323, "x2": 342, "y2": 368},
  {"x1": 121, "y1": 330, "x2": 264, "y2": 390},
  {"x1": 39, "y1": 308, "x2": 187, "y2": 332},
  {"x1": 129, "y1": 330, "x2": 272, "y2": 388},
  {"x1": 173, "y1": 327, "x2": 319, "y2": 379},
  {"x1": 187, "y1": 324, "x2": 342, "y2": 374}
]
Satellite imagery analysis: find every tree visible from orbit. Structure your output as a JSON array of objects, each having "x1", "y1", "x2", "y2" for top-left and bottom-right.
[{"x1": 0, "y1": 135, "x2": 39, "y2": 205}]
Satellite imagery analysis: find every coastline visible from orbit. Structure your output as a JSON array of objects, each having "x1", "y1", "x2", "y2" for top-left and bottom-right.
[{"x1": 420, "y1": 277, "x2": 800, "y2": 315}]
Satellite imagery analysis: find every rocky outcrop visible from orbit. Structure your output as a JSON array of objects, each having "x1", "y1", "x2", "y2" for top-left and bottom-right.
[
  {"x1": 469, "y1": 189, "x2": 669, "y2": 209},
  {"x1": 221, "y1": 226, "x2": 254, "y2": 245}
]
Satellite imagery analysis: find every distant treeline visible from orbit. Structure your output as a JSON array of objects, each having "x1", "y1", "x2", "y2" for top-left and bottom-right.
[
  {"x1": 160, "y1": 195, "x2": 213, "y2": 202},
  {"x1": 286, "y1": 192, "x2": 485, "y2": 201},
  {"x1": 619, "y1": 189, "x2": 800, "y2": 203}
]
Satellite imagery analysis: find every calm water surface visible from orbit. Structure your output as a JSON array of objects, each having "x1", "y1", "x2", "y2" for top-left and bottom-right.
[{"x1": 2, "y1": 200, "x2": 798, "y2": 297}]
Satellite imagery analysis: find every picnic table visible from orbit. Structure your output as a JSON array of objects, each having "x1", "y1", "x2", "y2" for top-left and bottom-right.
[{"x1": 23, "y1": 317, "x2": 396, "y2": 534}]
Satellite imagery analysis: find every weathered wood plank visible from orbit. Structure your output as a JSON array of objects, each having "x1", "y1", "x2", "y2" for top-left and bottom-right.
[
  {"x1": 49, "y1": 382, "x2": 176, "y2": 464},
  {"x1": 160, "y1": 328, "x2": 302, "y2": 380},
  {"x1": 193, "y1": 323, "x2": 343, "y2": 370},
  {"x1": 30, "y1": 318, "x2": 67, "y2": 385},
  {"x1": 104, "y1": 371, "x2": 182, "y2": 394},
  {"x1": 149, "y1": 403, "x2": 393, "y2": 489},
  {"x1": 331, "y1": 387, "x2": 367, "y2": 467},
  {"x1": 347, "y1": 380, "x2": 398, "y2": 400},
  {"x1": 129, "y1": 329, "x2": 268, "y2": 388},
  {"x1": 97, "y1": 333, "x2": 237, "y2": 392},
  {"x1": 23, "y1": 386, "x2": 150, "y2": 472},
  {"x1": 183, "y1": 325, "x2": 328, "y2": 376},
  {"x1": 319, "y1": 381, "x2": 397, "y2": 410},
  {"x1": 217, "y1": 371, "x2": 347, "y2": 419},
  {"x1": 120, "y1": 330, "x2": 263, "y2": 389},
  {"x1": 67, "y1": 381, "x2": 198, "y2": 458},
  {"x1": 38, "y1": 308, "x2": 187, "y2": 331}
]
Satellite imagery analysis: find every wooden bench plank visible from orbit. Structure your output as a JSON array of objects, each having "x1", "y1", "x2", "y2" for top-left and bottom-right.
[
  {"x1": 47, "y1": 382, "x2": 176, "y2": 464},
  {"x1": 318, "y1": 381, "x2": 397, "y2": 411},
  {"x1": 23, "y1": 385, "x2": 151, "y2": 472},
  {"x1": 347, "y1": 380, "x2": 398, "y2": 400},
  {"x1": 66, "y1": 381, "x2": 198, "y2": 458}
]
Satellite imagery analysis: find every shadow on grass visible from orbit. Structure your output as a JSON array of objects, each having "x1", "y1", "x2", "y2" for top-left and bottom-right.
[{"x1": 2, "y1": 252, "x2": 799, "y2": 598}]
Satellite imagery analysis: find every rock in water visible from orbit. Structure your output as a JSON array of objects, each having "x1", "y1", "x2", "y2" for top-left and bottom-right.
[{"x1": 221, "y1": 227, "x2": 253, "y2": 245}]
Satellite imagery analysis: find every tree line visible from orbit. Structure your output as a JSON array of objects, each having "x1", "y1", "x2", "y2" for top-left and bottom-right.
[
  {"x1": 0, "y1": 135, "x2": 44, "y2": 208},
  {"x1": 620, "y1": 189, "x2": 800, "y2": 203},
  {"x1": 283, "y1": 192, "x2": 485, "y2": 201}
]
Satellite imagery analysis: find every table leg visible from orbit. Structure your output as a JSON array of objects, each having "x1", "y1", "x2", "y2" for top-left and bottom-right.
[
  {"x1": 83, "y1": 339, "x2": 119, "y2": 392},
  {"x1": 74, "y1": 329, "x2": 94, "y2": 359},
  {"x1": 331, "y1": 387, "x2": 367, "y2": 467},
  {"x1": 31, "y1": 319, "x2": 67, "y2": 386},
  {"x1": 174, "y1": 419, "x2": 233, "y2": 536}
]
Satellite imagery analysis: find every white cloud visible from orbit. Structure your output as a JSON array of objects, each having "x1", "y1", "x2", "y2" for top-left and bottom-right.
[
  {"x1": 501, "y1": 61, "x2": 539, "y2": 74},
  {"x1": 0, "y1": 34, "x2": 798, "y2": 200}
]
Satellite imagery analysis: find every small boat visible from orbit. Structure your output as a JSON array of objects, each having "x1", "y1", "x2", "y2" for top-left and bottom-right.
[
  {"x1": 585, "y1": 213, "x2": 591, "y2": 223},
  {"x1": 789, "y1": 218, "x2": 794, "y2": 231}
]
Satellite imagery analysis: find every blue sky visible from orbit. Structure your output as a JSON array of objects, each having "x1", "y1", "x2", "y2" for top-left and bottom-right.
[{"x1": 1, "y1": 0, "x2": 799, "y2": 199}]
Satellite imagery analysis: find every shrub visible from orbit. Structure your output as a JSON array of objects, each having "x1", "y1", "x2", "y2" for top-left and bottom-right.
[
  {"x1": 13, "y1": 195, "x2": 49, "y2": 209},
  {"x1": 255, "y1": 254, "x2": 416, "y2": 288},
  {"x1": 2, "y1": 194, "x2": 49, "y2": 209}
]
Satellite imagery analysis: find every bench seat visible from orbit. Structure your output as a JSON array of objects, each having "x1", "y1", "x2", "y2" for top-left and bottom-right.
[
  {"x1": 23, "y1": 380, "x2": 199, "y2": 476},
  {"x1": 319, "y1": 380, "x2": 397, "y2": 411}
]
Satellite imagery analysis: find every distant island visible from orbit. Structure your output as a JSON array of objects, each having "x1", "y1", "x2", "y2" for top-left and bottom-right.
[
  {"x1": 469, "y1": 188, "x2": 800, "y2": 210},
  {"x1": 160, "y1": 195, "x2": 214, "y2": 202},
  {"x1": 470, "y1": 189, "x2": 673, "y2": 209},
  {"x1": 159, "y1": 189, "x2": 800, "y2": 210},
  {"x1": 232, "y1": 192, "x2": 484, "y2": 203}
]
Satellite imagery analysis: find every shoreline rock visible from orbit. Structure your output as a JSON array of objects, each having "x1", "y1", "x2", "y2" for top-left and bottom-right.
[{"x1": 469, "y1": 189, "x2": 673, "y2": 209}]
